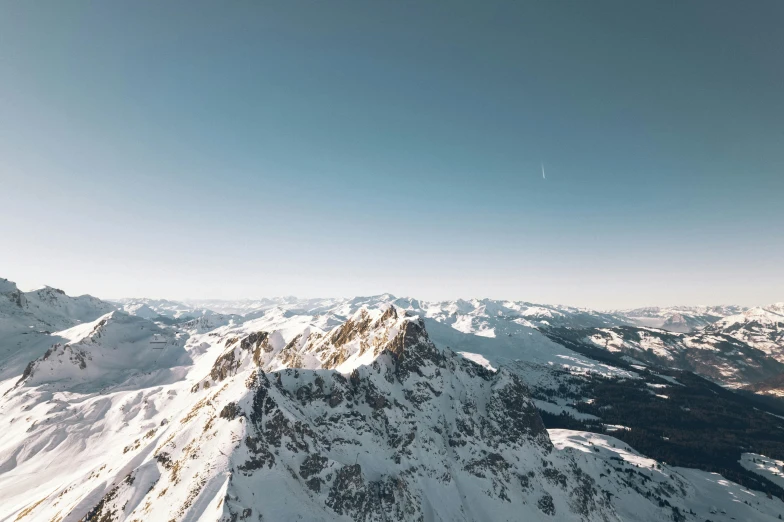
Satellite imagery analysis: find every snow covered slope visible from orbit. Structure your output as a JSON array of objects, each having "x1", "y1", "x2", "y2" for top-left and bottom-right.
[
  {"x1": 741, "y1": 453, "x2": 784, "y2": 490},
  {"x1": 584, "y1": 325, "x2": 784, "y2": 388},
  {"x1": 578, "y1": 302, "x2": 784, "y2": 389},
  {"x1": 16, "y1": 311, "x2": 190, "y2": 392},
  {"x1": 553, "y1": 430, "x2": 784, "y2": 521},
  {"x1": 23, "y1": 286, "x2": 116, "y2": 331},
  {"x1": 0, "y1": 279, "x2": 115, "y2": 337},
  {"x1": 705, "y1": 305, "x2": 784, "y2": 362},
  {"x1": 0, "y1": 278, "x2": 117, "y2": 383}
]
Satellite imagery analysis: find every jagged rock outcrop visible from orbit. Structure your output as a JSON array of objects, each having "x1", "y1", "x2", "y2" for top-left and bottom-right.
[{"x1": 78, "y1": 311, "x2": 613, "y2": 521}]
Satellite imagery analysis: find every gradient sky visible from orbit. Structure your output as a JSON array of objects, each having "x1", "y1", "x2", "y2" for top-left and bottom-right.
[{"x1": 1, "y1": 1, "x2": 782, "y2": 308}]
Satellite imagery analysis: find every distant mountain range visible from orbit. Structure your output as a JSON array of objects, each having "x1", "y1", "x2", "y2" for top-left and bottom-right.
[
  {"x1": 615, "y1": 305, "x2": 749, "y2": 333},
  {"x1": 1, "y1": 277, "x2": 782, "y2": 521},
  {"x1": 115, "y1": 294, "x2": 784, "y2": 391}
]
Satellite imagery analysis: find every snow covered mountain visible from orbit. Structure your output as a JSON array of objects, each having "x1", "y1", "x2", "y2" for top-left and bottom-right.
[
  {"x1": 0, "y1": 278, "x2": 117, "y2": 382},
  {"x1": 704, "y1": 305, "x2": 784, "y2": 361},
  {"x1": 181, "y1": 297, "x2": 344, "y2": 317},
  {"x1": 581, "y1": 324, "x2": 784, "y2": 388},
  {"x1": 0, "y1": 279, "x2": 116, "y2": 334},
  {"x1": 186, "y1": 295, "x2": 631, "y2": 331},
  {"x1": 615, "y1": 305, "x2": 746, "y2": 333},
  {"x1": 572, "y1": 303, "x2": 784, "y2": 390},
  {"x1": 114, "y1": 297, "x2": 232, "y2": 321},
  {"x1": 1, "y1": 279, "x2": 783, "y2": 521},
  {"x1": 16, "y1": 310, "x2": 190, "y2": 392}
]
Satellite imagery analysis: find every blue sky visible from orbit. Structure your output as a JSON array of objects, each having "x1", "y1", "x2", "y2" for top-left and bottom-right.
[{"x1": 1, "y1": 1, "x2": 782, "y2": 308}]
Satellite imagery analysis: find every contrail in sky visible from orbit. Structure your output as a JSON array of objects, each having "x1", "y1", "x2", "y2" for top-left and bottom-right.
[{"x1": 541, "y1": 162, "x2": 546, "y2": 180}]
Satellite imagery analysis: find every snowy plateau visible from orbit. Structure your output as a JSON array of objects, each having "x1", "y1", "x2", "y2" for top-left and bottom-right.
[{"x1": 1, "y1": 278, "x2": 783, "y2": 521}]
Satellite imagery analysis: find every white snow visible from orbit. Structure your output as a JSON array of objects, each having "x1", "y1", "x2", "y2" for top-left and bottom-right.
[
  {"x1": 458, "y1": 352, "x2": 497, "y2": 371},
  {"x1": 551, "y1": 430, "x2": 784, "y2": 522},
  {"x1": 741, "y1": 453, "x2": 784, "y2": 489}
]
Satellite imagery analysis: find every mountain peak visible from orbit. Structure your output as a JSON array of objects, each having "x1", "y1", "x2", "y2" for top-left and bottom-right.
[
  {"x1": 16, "y1": 310, "x2": 189, "y2": 390},
  {"x1": 79, "y1": 313, "x2": 583, "y2": 521},
  {"x1": 0, "y1": 277, "x2": 19, "y2": 295}
]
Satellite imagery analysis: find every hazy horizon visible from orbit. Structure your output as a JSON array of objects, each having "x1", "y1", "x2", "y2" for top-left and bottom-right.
[
  {"x1": 2, "y1": 1, "x2": 782, "y2": 309},
  {"x1": 5, "y1": 273, "x2": 780, "y2": 312}
]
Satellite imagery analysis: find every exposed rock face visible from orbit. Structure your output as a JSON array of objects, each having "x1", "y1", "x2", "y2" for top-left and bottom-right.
[
  {"x1": 198, "y1": 307, "x2": 449, "y2": 389},
  {"x1": 242, "y1": 331, "x2": 272, "y2": 365},
  {"x1": 199, "y1": 330, "x2": 273, "y2": 390},
  {"x1": 74, "y1": 309, "x2": 616, "y2": 521},
  {"x1": 331, "y1": 309, "x2": 375, "y2": 348}
]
